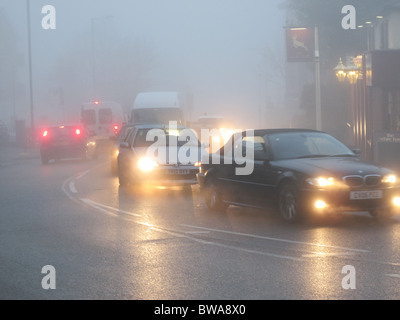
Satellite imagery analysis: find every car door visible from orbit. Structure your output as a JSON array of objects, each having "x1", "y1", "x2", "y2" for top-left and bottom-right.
[{"x1": 231, "y1": 134, "x2": 271, "y2": 206}]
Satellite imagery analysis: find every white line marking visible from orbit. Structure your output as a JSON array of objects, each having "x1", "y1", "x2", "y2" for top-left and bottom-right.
[
  {"x1": 80, "y1": 200, "x2": 302, "y2": 261},
  {"x1": 69, "y1": 181, "x2": 78, "y2": 194},
  {"x1": 385, "y1": 274, "x2": 400, "y2": 279},
  {"x1": 302, "y1": 252, "x2": 355, "y2": 258},
  {"x1": 75, "y1": 169, "x2": 90, "y2": 179},
  {"x1": 180, "y1": 224, "x2": 369, "y2": 253},
  {"x1": 80, "y1": 198, "x2": 141, "y2": 217},
  {"x1": 184, "y1": 231, "x2": 211, "y2": 234}
]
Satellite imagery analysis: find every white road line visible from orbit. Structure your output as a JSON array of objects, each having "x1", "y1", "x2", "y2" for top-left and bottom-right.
[
  {"x1": 180, "y1": 224, "x2": 370, "y2": 253},
  {"x1": 80, "y1": 198, "x2": 142, "y2": 217},
  {"x1": 75, "y1": 169, "x2": 90, "y2": 180},
  {"x1": 302, "y1": 252, "x2": 355, "y2": 258},
  {"x1": 385, "y1": 274, "x2": 400, "y2": 279},
  {"x1": 80, "y1": 199, "x2": 302, "y2": 261},
  {"x1": 69, "y1": 181, "x2": 78, "y2": 194}
]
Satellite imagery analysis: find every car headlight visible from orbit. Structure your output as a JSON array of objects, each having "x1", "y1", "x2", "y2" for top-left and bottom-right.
[
  {"x1": 138, "y1": 157, "x2": 158, "y2": 172},
  {"x1": 306, "y1": 177, "x2": 337, "y2": 187},
  {"x1": 382, "y1": 174, "x2": 397, "y2": 184}
]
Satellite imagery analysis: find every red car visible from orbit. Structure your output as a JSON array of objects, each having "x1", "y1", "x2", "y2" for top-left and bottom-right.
[{"x1": 40, "y1": 124, "x2": 97, "y2": 164}]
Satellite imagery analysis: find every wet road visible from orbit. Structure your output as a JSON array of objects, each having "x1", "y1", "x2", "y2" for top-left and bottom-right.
[{"x1": 2, "y1": 150, "x2": 400, "y2": 299}]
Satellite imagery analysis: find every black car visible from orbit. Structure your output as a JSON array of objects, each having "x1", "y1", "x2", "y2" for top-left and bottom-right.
[
  {"x1": 197, "y1": 129, "x2": 400, "y2": 222},
  {"x1": 40, "y1": 124, "x2": 97, "y2": 164}
]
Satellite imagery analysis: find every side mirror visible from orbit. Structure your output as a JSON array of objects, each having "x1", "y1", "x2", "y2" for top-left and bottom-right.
[{"x1": 120, "y1": 142, "x2": 129, "y2": 149}]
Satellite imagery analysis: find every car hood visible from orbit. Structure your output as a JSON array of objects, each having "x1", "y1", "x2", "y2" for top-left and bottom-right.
[
  {"x1": 134, "y1": 146, "x2": 206, "y2": 164},
  {"x1": 272, "y1": 156, "x2": 392, "y2": 178}
]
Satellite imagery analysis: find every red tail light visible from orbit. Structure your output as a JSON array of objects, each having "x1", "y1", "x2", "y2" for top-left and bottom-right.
[
  {"x1": 42, "y1": 130, "x2": 48, "y2": 137},
  {"x1": 75, "y1": 128, "x2": 81, "y2": 135}
]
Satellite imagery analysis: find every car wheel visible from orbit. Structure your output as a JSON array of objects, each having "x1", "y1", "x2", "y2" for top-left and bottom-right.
[
  {"x1": 278, "y1": 183, "x2": 302, "y2": 222},
  {"x1": 204, "y1": 179, "x2": 229, "y2": 212}
]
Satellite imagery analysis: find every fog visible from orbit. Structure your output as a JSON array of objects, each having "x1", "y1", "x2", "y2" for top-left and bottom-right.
[{"x1": 1, "y1": 0, "x2": 286, "y2": 133}]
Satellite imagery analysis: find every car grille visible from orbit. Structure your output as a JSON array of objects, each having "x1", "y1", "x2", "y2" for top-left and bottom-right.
[{"x1": 343, "y1": 175, "x2": 381, "y2": 187}]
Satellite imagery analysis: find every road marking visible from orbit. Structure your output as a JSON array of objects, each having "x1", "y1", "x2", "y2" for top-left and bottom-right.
[
  {"x1": 80, "y1": 198, "x2": 142, "y2": 217},
  {"x1": 180, "y1": 224, "x2": 370, "y2": 253},
  {"x1": 80, "y1": 199, "x2": 302, "y2": 261},
  {"x1": 302, "y1": 252, "x2": 355, "y2": 258},
  {"x1": 385, "y1": 274, "x2": 400, "y2": 279},
  {"x1": 75, "y1": 169, "x2": 90, "y2": 179},
  {"x1": 69, "y1": 181, "x2": 78, "y2": 194},
  {"x1": 184, "y1": 231, "x2": 211, "y2": 235}
]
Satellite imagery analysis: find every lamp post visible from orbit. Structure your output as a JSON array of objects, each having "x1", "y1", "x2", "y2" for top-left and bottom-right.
[{"x1": 26, "y1": 0, "x2": 34, "y2": 146}]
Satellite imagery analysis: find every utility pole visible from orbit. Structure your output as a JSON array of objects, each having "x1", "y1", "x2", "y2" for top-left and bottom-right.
[
  {"x1": 26, "y1": 0, "x2": 35, "y2": 144},
  {"x1": 314, "y1": 26, "x2": 322, "y2": 131}
]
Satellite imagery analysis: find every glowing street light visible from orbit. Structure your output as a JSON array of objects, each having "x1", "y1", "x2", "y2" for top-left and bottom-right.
[{"x1": 334, "y1": 58, "x2": 347, "y2": 82}]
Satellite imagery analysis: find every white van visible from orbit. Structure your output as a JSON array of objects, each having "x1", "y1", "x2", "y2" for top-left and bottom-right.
[
  {"x1": 130, "y1": 92, "x2": 185, "y2": 125},
  {"x1": 81, "y1": 100, "x2": 126, "y2": 140}
]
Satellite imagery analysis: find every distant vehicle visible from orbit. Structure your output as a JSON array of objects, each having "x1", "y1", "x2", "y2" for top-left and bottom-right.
[
  {"x1": 118, "y1": 124, "x2": 205, "y2": 187},
  {"x1": 130, "y1": 92, "x2": 185, "y2": 125},
  {"x1": 197, "y1": 128, "x2": 400, "y2": 222},
  {"x1": 40, "y1": 124, "x2": 97, "y2": 164},
  {"x1": 81, "y1": 100, "x2": 126, "y2": 140},
  {"x1": 110, "y1": 123, "x2": 135, "y2": 175}
]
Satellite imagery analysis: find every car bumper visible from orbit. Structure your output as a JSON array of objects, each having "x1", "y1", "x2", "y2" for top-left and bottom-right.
[
  {"x1": 299, "y1": 186, "x2": 400, "y2": 214},
  {"x1": 131, "y1": 167, "x2": 200, "y2": 186},
  {"x1": 40, "y1": 144, "x2": 86, "y2": 159}
]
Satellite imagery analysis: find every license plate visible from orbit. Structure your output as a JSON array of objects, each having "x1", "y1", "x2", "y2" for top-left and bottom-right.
[
  {"x1": 166, "y1": 169, "x2": 190, "y2": 175},
  {"x1": 350, "y1": 190, "x2": 383, "y2": 200}
]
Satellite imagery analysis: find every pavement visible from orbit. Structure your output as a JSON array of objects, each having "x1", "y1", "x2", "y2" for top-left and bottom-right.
[{"x1": 0, "y1": 143, "x2": 40, "y2": 166}]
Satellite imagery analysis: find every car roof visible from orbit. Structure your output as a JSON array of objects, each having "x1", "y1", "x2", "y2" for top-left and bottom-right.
[{"x1": 250, "y1": 128, "x2": 322, "y2": 136}]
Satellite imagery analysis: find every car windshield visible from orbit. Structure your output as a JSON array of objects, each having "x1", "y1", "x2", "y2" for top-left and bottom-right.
[
  {"x1": 268, "y1": 131, "x2": 354, "y2": 160},
  {"x1": 134, "y1": 128, "x2": 201, "y2": 148}
]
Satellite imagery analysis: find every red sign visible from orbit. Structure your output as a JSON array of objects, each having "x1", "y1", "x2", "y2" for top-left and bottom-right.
[{"x1": 286, "y1": 28, "x2": 314, "y2": 62}]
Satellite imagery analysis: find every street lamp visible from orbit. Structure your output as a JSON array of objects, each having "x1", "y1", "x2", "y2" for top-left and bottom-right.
[
  {"x1": 334, "y1": 58, "x2": 347, "y2": 82},
  {"x1": 334, "y1": 56, "x2": 362, "y2": 84},
  {"x1": 345, "y1": 59, "x2": 360, "y2": 84}
]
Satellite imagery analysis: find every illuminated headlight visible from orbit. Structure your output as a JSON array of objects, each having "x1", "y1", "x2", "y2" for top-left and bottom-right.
[
  {"x1": 393, "y1": 197, "x2": 400, "y2": 207},
  {"x1": 382, "y1": 174, "x2": 397, "y2": 184},
  {"x1": 194, "y1": 161, "x2": 201, "y2": 167},
  {"x1": 306, "y1": 177, "x2": 336, "y2": 187},
  {"x1": 138, "y1": 157, "x2": 158, "y2": 172}
]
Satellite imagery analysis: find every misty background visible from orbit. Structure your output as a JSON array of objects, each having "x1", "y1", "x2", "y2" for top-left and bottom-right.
[{"x1": 0, "y1": 0, "x2": 288, "y2": 135}]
